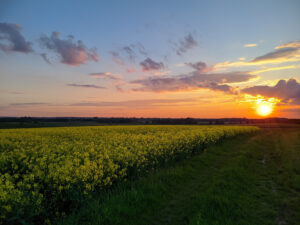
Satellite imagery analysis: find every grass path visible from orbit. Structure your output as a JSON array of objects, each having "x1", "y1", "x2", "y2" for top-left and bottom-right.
[{"x1": 59, "y1": 128, "x2": 300, "y2": 225}]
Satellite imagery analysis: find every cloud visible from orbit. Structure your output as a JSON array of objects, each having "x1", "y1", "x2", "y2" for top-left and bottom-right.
[
  {"x1": 122, "y1": 46, "x2": 135, "y2": 61},
  {"x1": 40, "y1": 53, "x2": 51, "y2": 64},
  {"x1": 153, "y1": 70, "x2": 172, "y2": 76},
  {"x1": 215, "y1": 41, "x2": 300, "y2": 69},
  {"x1": 251, "y1": 41, "x2": 300, "y2": 64},
  {"x1": 109, "y1": 50, "x2": 125, "y2": 66},
  {"x1": 89, "y1": 72, "x2": 121, "y2": 80},
  {"x1": 40, "y1": 32, "x2": 99, "y2": 66},
  {"x1": 0, "y1": 22, "x2": 33, "y2": 53},
  {"x1": 134, "y1": 42, "x2": 148, "y2": 56},
  {"x1": 131, "y1": 70, "x2": 256, "y2": 94},
  {"x1": 242, "y1": 78, "x2": 300, "y2": 105},
  {"x1": 250, "y1": 65, "x2": 298, "y2": 75},
  {"x1": 71, "y1": 98, "x2": 196, "y2": 108},
  {"x1": 67, "y1": 83, "x2": 105, "y2": 89},
  {"x1": 175, "y1": 33, "x2": 198, "y2": 56},
  {"x1": 244, "y1": 43, "x2": 257, "y2": 48},
  {"x1": 126, "y1": 67, "x2": 136, "y2": 73},
  {"x1": 185, "y1": 61, "x2": 214, "y2": 72},
  {"x1": 110, "y1": 43, "x2": 148, "y2": 66},
  {"x1": 0, "y1": 90, "x2": 25, "y2": 95},
  {"x1": 11, "y1": 102, "x2": 47, "y2": 106},
  {"x1": 121, "y1": 43, "x2": 148, "y2": 61},
  {"x1": 140, "y1": 57, "x2": 164, "y2": 71}
]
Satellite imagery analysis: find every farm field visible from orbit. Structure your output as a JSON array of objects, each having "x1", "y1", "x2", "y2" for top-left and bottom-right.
[
  {"x1": 59, "y1": 126, "x2": 300, "y2": 225},
  {"x1": 0, "y1": 125, "x2": 257, "y2": 224}
]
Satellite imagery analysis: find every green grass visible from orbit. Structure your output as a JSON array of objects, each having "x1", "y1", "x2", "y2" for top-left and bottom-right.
[{"x1": 58, "y1": 127, "x2": 300, "y2": 225}]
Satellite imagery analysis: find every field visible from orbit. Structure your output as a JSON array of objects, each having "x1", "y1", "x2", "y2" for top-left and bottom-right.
[
  {"x1": 59, "y1": 126, "x2": 300, "y2": 225},
  {"x1": 0, "y1": 125, "x2": 257, "y2": 224}
]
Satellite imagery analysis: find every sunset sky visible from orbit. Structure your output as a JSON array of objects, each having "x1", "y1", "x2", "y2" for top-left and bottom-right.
[{"x1": 1, "y1": 0, "x2": 300, "y2": 118}]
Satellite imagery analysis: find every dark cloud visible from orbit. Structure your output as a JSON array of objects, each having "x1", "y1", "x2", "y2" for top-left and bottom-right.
[
  {"x1": 185, "y1": 61, "x2": 214, "y2": 72},
  {"x1": 131, "y1": 70, "x2": 256, "y2": 94},
  {"x1": 242, "y1": 78, "x2": 300, "y2": 105},
  {"x1": 67, "y1": 83, "x2": 105, "y2": 89},
  {"x1": 40, "y1": 53, "x2": 51, "y2": 64},
  {"x1": 251, "y1": 41, "x2": 300, "y2": 63},
  {"x1": 176, "y1": 33, "x2": 198, "y2": 56},
  {"x1": 140, "y1": 57, "x2": 164, "y2": 71},
  {"x1": 89, "y1": 72, "x2": 120, "y2": 80},
  {"x1": 40, "y1": 32, "x2": 99, "y2": 66},
  {"x1": 71, "y1": 98, "x2": 196, "y2": 107},
  {"x1": 0, "y1": 22, "x2": 32, "y2": 53},
  {"x1": 11, "y1": 102, "x2": 47, "y2": 106}
]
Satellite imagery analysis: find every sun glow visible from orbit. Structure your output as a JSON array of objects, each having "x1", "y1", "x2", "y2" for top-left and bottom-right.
[
  {"x1": 243, "y1": 94, "x2": 280, "y2": 117},
  {"x1": 256, "y1": 104, "x2": 273, "y2": 116}
]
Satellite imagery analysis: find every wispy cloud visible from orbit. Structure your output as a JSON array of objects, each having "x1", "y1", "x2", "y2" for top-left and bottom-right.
[
  {"x1": 89, "y1": 72, "x2": 121, "y2": 80},
  {"x1": 110, "y1": 43, "x2": 148, "y2": 66},
  {"x1": 250, "y1": 65, "x2": 298, "y2": 75},
  {"x1": 40, "y1": 53, "x2": 51, "y2": 64},
  {"x1": 40, "y1": 32, "x2": 99, "y2": 66},
  {"x1": 131, "y1": 69, "x2": 256, "y2": 94},
  {"x1": 244, "y1": 43, "x2": 257, "y2": 48},
  {"x1": 185, "y1": 61, "x2": 214, "y2": 73},
  {"x1": 175, "y1": 33, "x2": 198, "y2": 56},
  {"x1": 0, "y1": 22, "x2": 33, "y2": 53},
  {"x1": 121, "y1": 43, "x2": 148, "y2": 61},
  {"x1": 11, "y1": 102, "x2": 47, "y2": 106},
  {"x1": 140, "y1": 57, "x2": 164, "y2": 71},
  {"x1": 215, "y1": 41, "x2": 300, "y2": 69},
  {"x1": 67, "y1": 83, "x2": 105, "y2": 89},
  {"x1": 251, "y1": 41, "x2": 300, "y2": 63},
  {"x1": 126, "y1": 67, "x2": 136, "y2": 73},
  {"x1": 122, "y1": 46, "x2": 136, "y2": 61},
  {"x1": 242, "y1": 78, "x2": 300, "y2": 105},
  {"x1": 71, "y1": 98, "x2": 197, "y2": 108},
  {"x1": 109, "y1": 50, "x2": 125, "y2": 66},
  {"x1": 0, "y1": 90, "x2": 25, "y2": 95}
]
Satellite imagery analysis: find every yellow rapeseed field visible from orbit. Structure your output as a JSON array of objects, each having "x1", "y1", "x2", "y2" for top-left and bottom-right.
[{"x1": 0, "y1": 125, "x2": 258, "y2": 222}]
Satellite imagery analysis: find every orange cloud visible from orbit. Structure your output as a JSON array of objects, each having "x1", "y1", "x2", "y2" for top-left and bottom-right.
[
  {"x1": 244, "y1": 43, "x2": 257, "y2": 47},
  {"x1": 216, "y1": 41, "x2": 300, "y2": 69}
]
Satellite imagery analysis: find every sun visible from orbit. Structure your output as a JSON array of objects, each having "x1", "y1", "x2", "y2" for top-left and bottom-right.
[
  {"x1": 244, "y1": 94, "x2": 279, "y2": 117},
  {"x1": 256, "y1": 104, "x2": 273, "y2": 116}
]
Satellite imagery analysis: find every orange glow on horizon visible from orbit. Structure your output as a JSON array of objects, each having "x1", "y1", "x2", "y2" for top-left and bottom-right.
[
  {"x1": 243, "y1": 94, "x2": 280, "y2": 117},
  {"x1": 256, "y1": 104, "x2": 273, "y2": 116}
]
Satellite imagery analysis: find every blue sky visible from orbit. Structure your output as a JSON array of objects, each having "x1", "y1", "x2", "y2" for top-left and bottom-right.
[{"x1": 1, "y1": 0, "x2": 300, "y2": 117}]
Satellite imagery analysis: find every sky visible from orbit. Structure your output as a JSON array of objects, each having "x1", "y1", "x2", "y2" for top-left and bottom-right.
[{"x1": 0, "y1": 0, "x2": 300, "y2": 118}]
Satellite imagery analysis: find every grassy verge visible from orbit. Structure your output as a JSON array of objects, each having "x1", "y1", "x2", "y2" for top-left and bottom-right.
[{"x1": 58, "y1": 128, "x2": 300, "y2": 225}]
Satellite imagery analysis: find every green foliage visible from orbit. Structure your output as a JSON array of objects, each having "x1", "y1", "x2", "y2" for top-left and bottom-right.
[{"x1": 0, "y1": 125, "x2": 258, "y2": 223}]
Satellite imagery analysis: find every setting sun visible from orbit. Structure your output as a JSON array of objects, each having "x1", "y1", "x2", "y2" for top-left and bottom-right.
[{"x1": 256, "y1": 104, "x2": 273, "y2": 116}]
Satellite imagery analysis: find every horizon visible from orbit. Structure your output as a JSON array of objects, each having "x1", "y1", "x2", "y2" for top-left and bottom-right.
[
  {"x1": 1, "y1": 116, "x2": 298, "y2": 120},
  {"x1": 1, "y1": 0, "x2": 300, "y2": 118}
]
